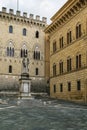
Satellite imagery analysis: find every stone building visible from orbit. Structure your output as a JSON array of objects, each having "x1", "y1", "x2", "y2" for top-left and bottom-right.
[
  {"x1": 0, "y1": 7, "x2": 48, "y2": 92},
  {"x1": 45, "y1": 0, "x2": 87, "y2": 102}
]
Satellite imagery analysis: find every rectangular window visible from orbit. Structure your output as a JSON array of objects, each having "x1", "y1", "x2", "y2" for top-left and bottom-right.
[
  {"x1": 61, "y1": 37, "x2": 63, "y2": 48},
  {"x1": 70, "y1": 31, "x2": 72, "y2": 43},
  {"x1": 59, "y1": 62, "x2": 63, "y2": 74},
  {"x1": 79, "y1": 54, "x2": 81, "y2": 68},
  {"x1": 67, "y1": 31, "x2": 72, "y2": 44},
  {"x1": 77, "y1": 80, "x2": 81, "y2": 91},
  {"x1": 76, "y1": 55, "x2": 78, "y2": 69},
  {"x1": 53, "y1": 42, "x2": 56, "y2": 52},
  {"x1": 59, "y1": 38, "x2": 61, "y2": 48},
  {"x1": 68, "y1": 82, "x2": 71, "y2": 91},
  {"x1": 53, "y1": 64, "x2": 56, "y2": 76},
  {"x1": 76, "y1": 24, "x2": 81, "y2": 39},
  {"x1": 67, "y1": 32, "x2": 69, "y2": 44},
  {"x1": 59, "y1": 37, "x2": 63, "y2": 49},
  {"x1": 76, "y1": 26, "x2": 78, "y2": 39},
  {"x1": 53, "y1": 84, "x2": 56, "y2": 93},
  {"x1": 79, "y1": 24, "x2": 81, "y2": 37},
  {"x1": 9, "y1": 65, "x2": 12, "y2": 73},
  {"x1": 67, "y1": 58, "x2": 72, "y2": 72},
  {"x1": 9, "y1": 25, "x2": 13, "y2": 33},
  {"x1": 36, "y1": 68, "x2": 38, "y2": 75},
  {"x1": 76, "y1": 55, "x2": 81, "y2": 69},
  {"x1": 23, "y1": 28, "x2": 26, "y2": 36},
  {"x1": 60, "y1": 83, "x2": 63, "y2": 92}
]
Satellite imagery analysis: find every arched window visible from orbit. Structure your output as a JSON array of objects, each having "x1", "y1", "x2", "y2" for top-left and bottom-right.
[
  {"x1": 7, "y1": 42, "x2": 14, "y2": 57},
  {"x1": 35, "y1": 31, "x2": 39, "y2": 38},
  {"x1": 76, "y1": 23, "x2": 82, "y2": 39},
  {"x1": 20, "y1": 44, "x2": 28, "y2": 58},
  {"x1": 33, "y1": 46, "x2": 40, "y2": 60},
  {"x1": 23, "y1": 28, "x2": 27, "y2": 36},
  {"x1": 9, "y1": 25, "x2": 13, "y2": 33}
]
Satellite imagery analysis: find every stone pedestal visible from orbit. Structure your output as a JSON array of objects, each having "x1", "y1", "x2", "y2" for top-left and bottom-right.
[{"x1": 19, "y1": 73, "x2": 32, "y2": 99}]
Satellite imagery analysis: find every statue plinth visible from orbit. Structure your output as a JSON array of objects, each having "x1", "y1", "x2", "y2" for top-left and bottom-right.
[
  {"x1": 21, "y1": 73, "x2": 29, "y2": 79},
  {"x1": 19, "y1": 77, "x2": 31, "y2": 99},
  {"x1": 19, "y1": 57, "x2": 32, "y2": 99}
]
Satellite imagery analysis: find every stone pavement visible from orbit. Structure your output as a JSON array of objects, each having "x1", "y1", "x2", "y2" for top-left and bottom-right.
[{"x1": 0, "y1": 98, "x2": 87, "y2": 130}]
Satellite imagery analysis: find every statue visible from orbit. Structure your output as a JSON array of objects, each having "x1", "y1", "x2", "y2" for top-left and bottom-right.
[
  {"x1": 22, "y1": 56, "x2": 29, "y2": 73},
  {"x1": 19, "y1": 55, "x2": 32, "y2": 99}
]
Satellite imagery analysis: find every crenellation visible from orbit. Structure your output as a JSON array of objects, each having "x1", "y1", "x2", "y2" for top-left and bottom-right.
[
  {"x1": 9, "y1": 9, "x2": 14, "y2": 15},
  {"x1": 0, "y1": 7, "x2": 47, "y2": 25},
  {"x1": 23, "y1": 12, "x2": 27, "y2": 17},
  {"x1": 16, "y1": 10, "x2": 21, "y2": 16},
  {"x1": 36, "y1": 15, "x2": 40, "y2": 21},
  {"x1": 2, "y1": 7, "x2": 7, "y2": 13},
  {"x1": 42, "y1": 17, "x2": 47, "y2": 23},
  {"x1": 29, "y1": 14, "x2": 34, "y2": 19}
]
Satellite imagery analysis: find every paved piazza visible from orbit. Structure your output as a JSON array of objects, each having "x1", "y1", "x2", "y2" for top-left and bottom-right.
[{"x1": 0, "y1": 99, "x2": 87, "y2": 130}]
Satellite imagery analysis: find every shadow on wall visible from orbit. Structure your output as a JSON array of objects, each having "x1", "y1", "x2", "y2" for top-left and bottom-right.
[
  {"x1": 0, "y1": 77, "x2": 50, "y2": 95},
  {"x1": 0, "y1": 81, "x2": 20, "y2": 92},
  {"x1": 31, "y1": 79, "x2": 50, "y2": 94}
]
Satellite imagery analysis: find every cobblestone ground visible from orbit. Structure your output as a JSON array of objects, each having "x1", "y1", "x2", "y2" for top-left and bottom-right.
[{"x1": 0, "y1": 98, "x2": 87, "y2": 130}]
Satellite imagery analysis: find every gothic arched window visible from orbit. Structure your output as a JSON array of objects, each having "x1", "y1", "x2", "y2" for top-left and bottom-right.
[
  {"x1": 20, "y1": 44, "x2": 28, "y2": 58},
  {"x1": 7, "y1": 42, "x2": 14, "y2": 57},
  {"x1": 33, "y1": 46, "x2": 40, "y2": 60}
]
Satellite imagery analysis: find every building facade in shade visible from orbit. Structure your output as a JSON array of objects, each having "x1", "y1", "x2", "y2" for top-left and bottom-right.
[
  {"x1": 0, "y1": 7, "x2": 48, "y2": 92},
  {"x1": 45, "y1": 0, "x2": 87, "y2": 102}
]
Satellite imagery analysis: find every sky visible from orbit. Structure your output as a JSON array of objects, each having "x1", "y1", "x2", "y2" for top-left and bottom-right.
[{"x1": 0, "y1": 0, "x2": 68, "y2": 24}]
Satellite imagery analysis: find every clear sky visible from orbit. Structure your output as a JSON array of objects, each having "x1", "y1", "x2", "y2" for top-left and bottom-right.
[{"x1": 0, "y1": 0, "x2": 68, "y2": 24}]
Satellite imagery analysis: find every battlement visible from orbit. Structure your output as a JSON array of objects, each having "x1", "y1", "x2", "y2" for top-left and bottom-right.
[{"x1": 1, "y1": 7, "x2": 47, "y2": 23}]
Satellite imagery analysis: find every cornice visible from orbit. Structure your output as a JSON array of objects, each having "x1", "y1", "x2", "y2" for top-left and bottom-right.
[
  {"x1": 45, "y1": 0, "x2": 87, "y2": 34},
  {"x1": 51, "y1": 0, "x2": 76, "y2": 21}
]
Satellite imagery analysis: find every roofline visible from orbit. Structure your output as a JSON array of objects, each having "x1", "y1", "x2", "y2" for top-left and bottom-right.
[
  {"x1": 51, "y1": 0, "x2": 76, "y2": 22},
  {"x1": 44, "y1": 0, "x2": 79, "y2": 33}
]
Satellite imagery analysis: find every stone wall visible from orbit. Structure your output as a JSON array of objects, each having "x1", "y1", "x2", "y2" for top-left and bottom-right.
[
  {"x1": 45, "y1": 0, "x2": 87, "y2": 102},
  {"x1": 0, "y1": 7, "x2": 47, "y2": 93}
]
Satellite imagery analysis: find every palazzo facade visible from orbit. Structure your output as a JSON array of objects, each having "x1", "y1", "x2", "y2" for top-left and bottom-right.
[
  {"x1": 0, "y1": 7, "x2": 48, "y2": 92},
  {"x1": 45, "y1": 0, "x2": 87, "y2": 102}
]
